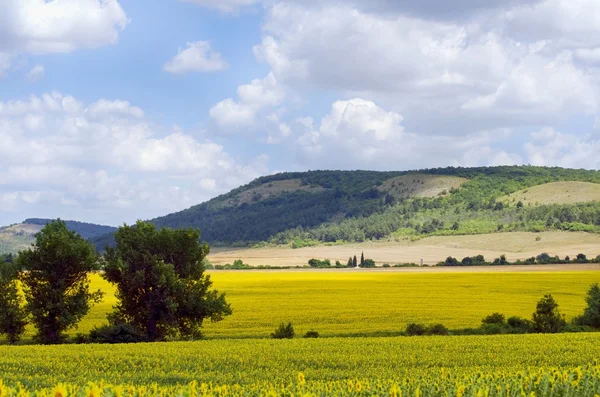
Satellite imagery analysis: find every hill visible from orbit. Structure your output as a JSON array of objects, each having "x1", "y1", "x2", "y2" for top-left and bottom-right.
[
  {"x1": 0, "y1": 219, "x2": 116, "y2": 254},
  {"x1": 90, "y1": 166, "x2": 600, "y2": 250},
  {"x1": 500, "y1": 181, "x2": 600, "y2": 206}
]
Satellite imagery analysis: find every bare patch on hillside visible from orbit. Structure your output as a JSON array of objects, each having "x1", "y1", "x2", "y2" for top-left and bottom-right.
[
  {"x1": 377, "y1": 174, "x2": 467, "y2": 199},
  {"x1": 221, "y1": 179, "x2": 325, "y2": 207},
  {"x1": 501, "y1": 181, "x2": 600, "y2": 206}
]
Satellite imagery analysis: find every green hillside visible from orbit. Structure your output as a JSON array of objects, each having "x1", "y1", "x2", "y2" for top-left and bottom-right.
[
  {"x1": 501, "y1": 181, "x2": 600, "y2": 206},
  {"x1": 0, "y1": 219, "x2": 116, "y2": 254},
  {"x1": 90, "y1": 166, "x2": 600, "y2": 250}
]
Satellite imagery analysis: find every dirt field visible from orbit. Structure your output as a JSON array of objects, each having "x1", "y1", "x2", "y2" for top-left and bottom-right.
[{"x1": 209, "y1": 231, "x2": 600, "y2": 267}]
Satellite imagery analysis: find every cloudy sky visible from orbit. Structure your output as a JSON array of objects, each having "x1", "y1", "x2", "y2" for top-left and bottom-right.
[{"x1": 1, "y1": 0, "x2": 600, "y2": 226}]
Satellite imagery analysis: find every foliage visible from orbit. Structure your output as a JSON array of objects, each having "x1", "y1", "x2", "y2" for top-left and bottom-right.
[
  {"x1": 405, "y1": 323, "x2": 426, "y2": 336},
  {"x1": 308, "y1": 258, "x2": 332, "y2": 268},
  {"x1": 482, "y1": 313, "x2": 506, "y2": 325},
  {"x1": 16, "y1": 220, "x2": 102, "y2": 344},
  {"x1": 0, "y1": 261, "x2": 28, "y2": 344},
  {"x1": 88, "y1": 323, "x2": 146, "y2": 344},
  {"x1": 574, "y1": 283, "x2": 600, "y2": 328},
  {"x1": 271, "y1": 322, "x2": 295, "y2": 339},
  {"x1": 303, "y1": 330, "x2": 319, "y2": 338},
  {"x1": 532, "y1": 294, "x2": 566, "y2": 333},
  {"x1": 23, "y1": 218, "x2": 116, "y2": 240},
  {"x1": 103, "y1": 221, "x2": 232, "y2": 342}
]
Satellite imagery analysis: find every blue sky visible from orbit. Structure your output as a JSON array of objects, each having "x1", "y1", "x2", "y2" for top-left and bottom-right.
[{"x1": 2, "y1": 0, "x2": 600, "y2": 226}]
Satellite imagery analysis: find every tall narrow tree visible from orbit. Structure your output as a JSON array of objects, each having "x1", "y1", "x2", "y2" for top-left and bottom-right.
[
  {"x1": 17, "y1": 220, "x2": 103, "y2": 344},
  {"x1": 360, "y1": 252, "x2": 365, "y2": 267},
  {"x1": 0, "y1": 261, "x2": 28, "y2": 344},
  {"x1": 104, "y1": 221, "x2": 232, "y2": 341},
  {"x1": 352, "y1": 255, "x2": 358, "y2": 268}
]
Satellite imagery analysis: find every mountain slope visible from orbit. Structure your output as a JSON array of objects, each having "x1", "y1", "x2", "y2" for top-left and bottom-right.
[
  {"x1": 91, "y1": 166, "x2": 600, "y2": 250},
  {"x1": 0, "y1": 219, "x2": 116, "y2": 254},
  {"x1": 500, "y1": 181, "x2": 600, "y2": 206}
]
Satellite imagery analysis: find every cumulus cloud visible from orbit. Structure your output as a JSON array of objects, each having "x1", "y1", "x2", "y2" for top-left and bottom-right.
[
  {"x1": 0, "y1": 0, "x2": 127, "y2": 75},
  {"x1": 0, "y1": 92, "x2": 269, "y2": 224},
  {"x1": 209, "y1": 73, "x2": 285, "y2": 130},
  {"x1": 295, "y1": 98, "x2": 522, "y2": 170},
  {"x1": 525, "y1": 127, "x2": 600, "y2": 169},
  {"x1": 178, "y1": 0, "x2": 259, "y2": 13},
  {"x1": 164, "y1": 41, "x2": 228, "y2": 74}
]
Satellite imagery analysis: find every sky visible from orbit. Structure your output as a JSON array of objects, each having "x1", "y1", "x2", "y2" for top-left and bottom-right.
[{"x1": 2, "y1": 0, "x2": 600, "y2": 227}]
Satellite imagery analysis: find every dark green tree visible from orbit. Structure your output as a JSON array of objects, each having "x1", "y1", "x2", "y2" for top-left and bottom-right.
[
  {"x1": 574, "y1": 283, "x2": 600, "y2": 328},
  {"x1": 532, "y1": 294, "x2": 566, "y2": 333},
  {"x1": 103, "y1": 221, "x2": 232, "y2": 342},
  {"x1": 0, "y1": 261, "x2": 28, "y2": 344},
  {"x1": 360, "y1": 252, "x2": 365, "y2": 267},
  {"x1": 17, "y1": 220, "x2": 102, "y2": 344},
  {"x1": 352, "y1": 255, "x2": 358, "y2": 268},
  {"x1": 271, "y1": 322, "x2": 295, "y2": 339},
  {"x1": 347, "y1": 257, "x2": 353, "y2": 267}
]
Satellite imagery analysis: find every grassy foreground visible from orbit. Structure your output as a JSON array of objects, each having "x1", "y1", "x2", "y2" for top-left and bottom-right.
[
  {"x1": 0, "y1": 334, "x2": 599, "y2": 395},
  {"x1": 71, "y1": 271, "x2": 600, "y2": 338}
]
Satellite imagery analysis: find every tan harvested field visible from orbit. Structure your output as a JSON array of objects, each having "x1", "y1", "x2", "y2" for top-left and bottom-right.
[
  {"x1": 209, "y1": 231, "x2": 600, "y2": 266},
  {"x1": 500, "y1": 181, "x2": 600, "y2": 205}
]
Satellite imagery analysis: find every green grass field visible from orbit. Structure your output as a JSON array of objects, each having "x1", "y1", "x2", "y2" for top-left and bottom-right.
[
  {"x1": 501, "y1": 181, "x2": 600, "y2": 205},
  {"x1": 73, "y1": 270, "x2": 600, "y2": 338}
]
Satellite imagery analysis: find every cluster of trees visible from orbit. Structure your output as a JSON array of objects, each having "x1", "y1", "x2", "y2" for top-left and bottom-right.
[
  {"x1": 407, "y1": 286, "x2": 600, "y2": 336},
  {"x1": 438, "y1": 252, "x2": 599, "y2": 267},
  {"x1": 0, "y1": 220, "x2": 231, "y2": 344},
  {"x1": 307, "y1": 253, "x2": 376, "y2": 268}
]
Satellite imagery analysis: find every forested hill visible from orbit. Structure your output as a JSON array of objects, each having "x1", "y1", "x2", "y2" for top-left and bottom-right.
[{"x1": 90, "y1": 166, "x2": 600, "y2": 250}]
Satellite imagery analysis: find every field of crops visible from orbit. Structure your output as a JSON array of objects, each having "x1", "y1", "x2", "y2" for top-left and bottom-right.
[
  {"x1": 1, "y1": 333, "x2": 599, "y2": 396},
  {"x1": 73, "y1": 270, "x2": 600, "y2": 338}
]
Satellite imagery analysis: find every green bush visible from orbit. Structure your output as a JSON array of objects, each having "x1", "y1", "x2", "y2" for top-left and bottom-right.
[
  {"x1": 406, "y1": 323, "x2": 426, "y2": 336},
  {"x1": 427, "y1": 324, "x2": 449, "y2": 336},
  {"x1": 88, "y1": 324, "x2": 147, "y2": 344},
  {"x1": 482, "y1": 313, "x2": 506, "y2": 325},
  {"x1": 271, "y1": 322, "x2": 295, "y2": 339},
  {"x1": 303, "y1": 330, "x2": 319, "y2": 338}
]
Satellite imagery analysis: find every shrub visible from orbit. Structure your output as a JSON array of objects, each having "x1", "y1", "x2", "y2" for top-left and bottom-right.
[
  {"x1": 532, "y1": 294, "x2": 566, "y2": 333},
  {"x1": 573, "y1": 283, "x2": 600, "y2": 328},
  {"x1": 271, "y1": 322, "x2": 295, "y2": 339},
  {"x1": 427, "y1": 324, "x2": 449, "y2": 336},
  {"x1": 406, "y1": 323, "x2": 427, "y2": 336},
  {"x1": 479, "y1": 323, "x2": 507, "y2": 335},
  {"x1": 482, "y1": 313, "x2": 506, "y2": 325},
  {"x1": 88, "y1": 323, "x2": 147, "y2": 344},
  {"x1": 506, "y1": 316, "x2": 532, "y2": 334},
  {"x1": 303, "y1": 330, "x2": 319, "y2": 338}
]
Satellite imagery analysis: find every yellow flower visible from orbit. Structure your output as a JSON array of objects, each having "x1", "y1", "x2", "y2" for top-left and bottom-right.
[
  {"x1": 298, "y1": 372, "x2": 306, "y2": 386},
  {"x1": 52, "y1": 384, "x2": 67, "y2": 397}
]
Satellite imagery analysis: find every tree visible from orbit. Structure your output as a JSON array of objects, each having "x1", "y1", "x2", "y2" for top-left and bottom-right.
[
  {"x1": 360, "y1": 252, "x2": 365, "y2": 267},
  {"x1": 482, "y1": 313, "x2": 505, "y2": 325},
  {"x1": 574, "y1": 283, "x2": 600, "y2": 328},
  {"x1": 532, "y1": 294, "x2": 566, "y2": 333},
  {"x1": 516, "y1": 201, "x2": 524, "y2": 209},
  {"x1": 352, "y1": 255, "x2": 358, "y2": 268},
  {"x1": 0, "y1": 261, "x2": 28, "y2": 344},
  {"x1": 347, "y1": 257, "x2": 353, "y2": 267},
  {"x1": 17, "y1": 220, "x2": 103, "y2": 344},
  {"x1": 103, "y1": 221, "x2": 232, "y2": 342}
]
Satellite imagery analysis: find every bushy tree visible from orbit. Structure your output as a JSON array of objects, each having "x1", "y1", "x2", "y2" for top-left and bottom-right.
[
  {"x1": 271, "y1": 322, "x2": 294, "y2": 339},
  {"x1": 17, "y1": 220, "x2": 102, "y2": 344},
  {"x1": 532, "y1": 294, "x2": 566, "y2": 333},
  {"x1": 574, "y1": 283, "x2": 600, "y2": 328},
  {"x1": 0, "y1": 261, "x2": 28, "y2": 344},
  {"x1": 103, "y1": 221, "x2": 232, "y2": 342},
  {"x1": 347, "y1": 257, "x2": 353, "y2": 267},
  {"x1": 482, "y1": 313, "x2": 505, "y2": 325}
]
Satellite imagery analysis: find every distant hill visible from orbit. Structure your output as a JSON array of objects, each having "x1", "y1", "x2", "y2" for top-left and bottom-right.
[
  {"x1": 0, "y1": 219, "x2": 116, "y2": 254},
  {"x1": 500, "y1": 181, "x2": 600, "y2": 206},
  {"x1": 91, "y1": 166, "x2": 600, "y2": 250}
]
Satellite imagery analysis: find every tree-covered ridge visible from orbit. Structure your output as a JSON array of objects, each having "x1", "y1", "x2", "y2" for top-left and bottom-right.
[
  {"x1": 91, "y1": 166, "x2": 600, "y2": 249},
  {"x1": 23, "y1": 219, "x2": 116, "y2": 240}
]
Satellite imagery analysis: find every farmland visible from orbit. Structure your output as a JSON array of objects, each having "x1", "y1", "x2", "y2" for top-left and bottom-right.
[
  {"x1": 0, "y1": 333, "x2": 599, "y2": 395},
  {"x1": 61, "y1": 270, "x2": 600, "y2": 338}
]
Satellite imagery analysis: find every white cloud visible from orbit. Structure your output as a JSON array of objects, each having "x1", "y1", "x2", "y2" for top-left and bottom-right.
[
  {"x1": 525, "y1": 127, "x2": 600, "y2": 169},
  {"x1": 295, "y1": 98, "x2": 521, "y2": 170},
  {"x1": 164, "y1": 41, "x2": 228, "y2": 74},
  {"x1": 209, "y1": 73, "x2": 284, "y2": 130},
  {"x1": 178, "y1": 0, "x2": 259, "y2": 13},
  {"x1": 0, "y1": 0, "x2": 127, "y2": 76},
  {"x1": 25, "y1": 64, "x2": 44, "y2": 82},
  {"x1": 0, "y1": 92, "x2": 269, "y2": 225}
]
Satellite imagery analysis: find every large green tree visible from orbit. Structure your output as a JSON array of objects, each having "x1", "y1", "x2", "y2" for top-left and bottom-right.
[
  {"x1": 575, "y1": 283, "x2": 600, "y2": 328},
  {"x1": 531, "y1": 294, "x2": 566, "y2": 333},
  {"x1": 103, "y1": 221, "x2": 232, "y2": 342},
  {"x1": 17, "y1": 220, "x2": 103, "y2": 344},
  {"x1": 0, "y1": 260, "x2": 28, "y2": 344}
]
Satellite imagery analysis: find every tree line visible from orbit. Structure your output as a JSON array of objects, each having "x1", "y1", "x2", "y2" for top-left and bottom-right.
[
  {"x1": 0, "y1": 220, "x2": 231, "y2": 344},
  {"x1": 438, "y1": 252, "x2": 599, "y2": 266}
]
